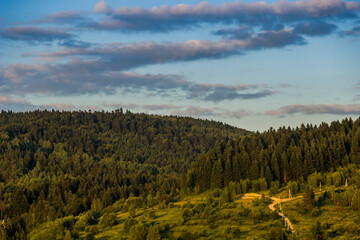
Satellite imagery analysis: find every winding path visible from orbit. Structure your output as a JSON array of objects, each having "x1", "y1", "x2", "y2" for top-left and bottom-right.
[{"x1": 238, "y1": 193, "x2": 301, "y2": 233}]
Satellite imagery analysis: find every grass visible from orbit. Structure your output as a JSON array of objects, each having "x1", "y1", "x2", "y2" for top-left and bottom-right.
[
  {"x1": 89, "y1": 191, "x2": 285, "y2": 240},
  {"x1": 83, "y1": 187, "x2": 359, "y2": 239},
  {"x1": 280, "y1": 196, "x2": 360, "y2": 239}
]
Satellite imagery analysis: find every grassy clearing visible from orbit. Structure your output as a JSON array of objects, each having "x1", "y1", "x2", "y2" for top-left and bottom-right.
[
  {"x1": 86, "y1": 187, "x2": 359, "y2": 240},
  {"x1": 281, "y1": 196, "x2": 360, "y2": 239},
  {"x1": 90, "y1": 191, "x2": 285, "y2": 240}
]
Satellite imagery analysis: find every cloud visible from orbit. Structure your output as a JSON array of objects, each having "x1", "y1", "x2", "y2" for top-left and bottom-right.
[
  {"x1": 265, "y1": 104, "x2": 360, "y2": 115},
  {"x1": 171, "y1": 106, "x2": 249, "y2": 118},
  {"x1": 0, "y1": 96, "x2": 37, "y2": 112},
  {"x1": 0, "y1": 95, "x2": 250, "y2": 120},
  {"x1": 33, "y1": 11, "x2": 87, "y2": 24},
  {"x1": 214, "y1": 26, "x2": 253, "y2": 40},
  {"x1": 293, "y1": 21, "x2": 337, "y2": 36},
  {"x1": 172, "y1": 106, "x2": 215, "y2": 117},
  {"x1": 87, "y1": 0, "x2": 359, "y2": 32},
  {"x1": 142, "y1": 104, "x2": 181, "y2": 110},
  {"x1": 102, "y1": 103, "x2": 139, "y2": 110},
  {"x1": 214, "y1": 108, "x2": 249, "y2": 119},
  {"x1": 237, "y1": 29, "x2": 306, "y2": 49},
  {"x1": 1, "y1": 60, "x2": 274, "y2": 102},
  {"x1": 39, "y1": 103, "x2": 101, "y2": 111},
  {"x1": 38, "y1": 29, "x2": 306, "y2": 68},
  {"x1": 341, "y1": 25, "x2": 360, "y2": 36},
  {"x1": 58, "y1": 40, "x2": 92, "y2": 48},
  {"x1": 0, "y1": 26, "x2": 72, "y2": 43},
  {"x1": 353, "y1": 94, "x2": 360, "y2": 101},
  {"x1": 2, "y1": 36, "x2": 285, "y2": 101},
  {"x1": 39, "y1": 40, "x2": 245, "y2": 66},
  {"x1": 94, "y1": 1, "x2": 113, "y2": 14},
  {"x1": 1, "y1": 63, "x2": 186, "y2": 95},
  {"x1": 203, "y1": 89, "x2": 276, "y2": 102},
  {"x1": 0, "y1": 96, "x2": 105, "y2": 112}
]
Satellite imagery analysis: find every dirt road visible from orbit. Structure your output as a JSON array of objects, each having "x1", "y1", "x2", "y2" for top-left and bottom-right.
[{"x1": 238, "y1": 193, "x2": 298, "y2": 233}]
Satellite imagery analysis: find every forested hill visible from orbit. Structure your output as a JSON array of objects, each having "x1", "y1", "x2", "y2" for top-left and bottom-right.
[
  {"x1": 186, "y1": 118, "x2": 360, "y2": 192},
  {"x1": 0, "y1": 110, "x2": 247, "y2": 173},
  {"x1": 0, "y1": 110, "x2": 247, "y2": 239}
]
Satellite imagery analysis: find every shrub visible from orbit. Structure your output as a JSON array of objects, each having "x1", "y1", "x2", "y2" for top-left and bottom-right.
[
  {"x1": 264, "y1": 227, "x2": 288, "y2": 240},
  {"x1": 85, "y1": 233, "x2": 95, "y2": 240},
  {"x1": 129, "y1": 222, "x2": 148, "y2": 240},
  {"x1": 147, "y1": 209, "x2": 156, "y2": 220},
  {"x1": 99, "y1": 213, "x2": 117, "y2": 227},
  {"x1": 310, "y1": 208, "x2": 321, "y2": 217},
  {"x1": 147, "y1": 225, "x2": 161, "y2": 240},
  {"x1": 182, "y1": 208, "x2": 193, "y2": 222},
  {"x1": 123, "y1": 218, "x2": 138, "y2": 233}
]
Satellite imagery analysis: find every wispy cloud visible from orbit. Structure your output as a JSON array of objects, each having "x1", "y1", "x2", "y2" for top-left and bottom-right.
[
  {"x1": 33, "y1": 11, "x2": 88, "y2": 24},
  {"x1": 102, "y1": 103, "x2": 139, "y2": 110},
  {"x1": 265, "y1": 104, "x2": 360, "y2": 116},
  {"x1": 0, "y1": 96, "x2": 36, "y2": 112},
  {"x1": 171, "y1": 106, "x2": 249, "y2": 118},
  {"x1": 293, "y1": 21, "x2": 338, "y2": 36},
  {"x1": 58, "y1": 40, "x2": 92, "y2": 48},
  {"x1": 341, "y1": 24, "x2": 360, "y2": 36},
  {"x1": 0, "y1": 60, "x2": 274, "y2": 102},
  {"x1": 142, "y1": 104, "x2": 182, "y2": 110},
  {"x1": 0, "y1": 26, "x2": 72, "y2": 43},
  {"x1": 0, "y1": 96, "x2": 105, "y2": 112},
  {"x1": 203, "y1": 89, "x2": 276, "y2": 102}
]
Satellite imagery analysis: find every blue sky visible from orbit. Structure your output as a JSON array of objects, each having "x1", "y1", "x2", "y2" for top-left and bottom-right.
[{"x1": 0, "y1": 0, "x2": 360, "y2": 131}]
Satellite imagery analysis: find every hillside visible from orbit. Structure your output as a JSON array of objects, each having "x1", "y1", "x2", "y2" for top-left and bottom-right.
[
  {"x1": 0, "y1": 111, "x2": 360, "y2": 239},
  {"x1": 26, "y1": 163, "x2": 360, "y2": 240},
  {"x1": 0, "y1": 110, "x2": 247, "y2": 239}
]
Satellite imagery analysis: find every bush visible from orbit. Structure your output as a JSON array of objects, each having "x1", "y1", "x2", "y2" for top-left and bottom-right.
[
  {"x1": 182, "y1": 208, "x2": 193, "y2": 222},
  {"x1": 147, "y1": 225, "x2": 161, "y2": 240},
  {"x1": 85, "y1": 233, "x2": 95, "y2": 240},
  {"x1": 74, "y1": 211, "x2": 97, "y2": 231},
  {"x1": 192, "y1": 203, "x2": 205, "y2": 214},
  {"x1": 310, "y1": 208, "x2": 321, "y2": 217},
  {"x1": 99, "y1": 213, "x2": 117, "y2": 227},
  {"x1": 309, "y1": 220, "x2": 327, "y2": 240},
  {"x1": 269, "y1": 181, "x2": 280, "y2": 196},
  {"x1": 123, "y1": 218, "x2": 138, "y2": 233},
  {"x1": 129, "y1": 222, "x2": 148, "y2": 240},
  {"x1": 129, "y1": 205, "x2": 136, "y2": 217},
  {"x1": 179, "y1": 231, "x2": 198, "y2": 240},
  {"x1": 264, "y1": 227, "x2": 288, "y2": 240},
  {"x1": 147, "y1": 209, "x2": 156, "y2": 220}
]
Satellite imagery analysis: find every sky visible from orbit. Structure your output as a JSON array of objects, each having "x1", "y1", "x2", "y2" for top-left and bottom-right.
[{"x1": 0, "y1": 0, "x2": 360, "y2": 131}]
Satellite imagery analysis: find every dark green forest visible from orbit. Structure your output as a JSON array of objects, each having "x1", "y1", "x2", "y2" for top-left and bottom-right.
[
  {"x1": 187, "y1": 118, "x2": 360, "y2": 192},
  {"x1": 0, "y1": 110, "x2": 359, "y2": 239}
]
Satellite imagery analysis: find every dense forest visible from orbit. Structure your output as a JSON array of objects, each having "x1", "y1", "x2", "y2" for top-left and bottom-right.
[
  {"x1": 0, "y1": 110, "x2": 245, "y2": 239},
  {"x1": 186, "y1": 118, "x2": 360, "y2": 192},
  {"x1": 0, "y1": 110, "x2": 359, "y2": 239}
]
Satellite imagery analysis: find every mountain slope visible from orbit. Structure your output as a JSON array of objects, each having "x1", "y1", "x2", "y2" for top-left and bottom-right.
[{"x1": 0, "y1": 110, "x2": 247, "y2": 239}]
